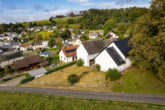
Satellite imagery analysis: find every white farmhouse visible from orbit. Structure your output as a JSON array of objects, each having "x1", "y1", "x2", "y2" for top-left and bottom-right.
[
  {"x1": 77, "y1": 40, "x2": 105, "y2": 66},
  {"x1": 20, "y1": 43, "x2": 31, "y2": 51},
  {"x1": 59, "y1": 45, "x2": 78, "y2": 63},
  {"x1": 89, "y1": 31, "x2": 99, "y2": 39},
  {"x1": 95, "y1": 38, "x2": 132, "y2": 72},
  {"x1": 106, "y1": 32, "x2": 119, "y2": 40}
]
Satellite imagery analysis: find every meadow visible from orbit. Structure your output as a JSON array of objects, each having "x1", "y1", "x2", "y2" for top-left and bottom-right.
[{"x1": 0, "y1": 91, "x2": 165, "y2": 110}]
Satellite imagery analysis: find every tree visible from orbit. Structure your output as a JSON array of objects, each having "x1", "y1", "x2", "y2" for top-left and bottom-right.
[
  {"x1": 129, "y1": 0, "x2": 165, "y2": 81},
  {"x1": 56, "y1": 38, "x2": 62, "y2": 48},
  {"x1": 68, "y1": 12, "x2": 74, "y2": 17},
  {"x1": 4, "y1": 66, "x2": 9, "y2": 74},
  {"x1": 34, "y1": 34, "x2": 42, "y2": 42},
  {"x1": 103, "y1": 19, "x2": 117, "y2": 35},
  {"x1": 48, "y1": 38, "x2": 56, "y2": 48},
  {"x1": 60, "y1": 29, "x2": 71, "y2": 40},
  {"x1": 80, "y1": 34, "x2": 89, "y2": 41}
]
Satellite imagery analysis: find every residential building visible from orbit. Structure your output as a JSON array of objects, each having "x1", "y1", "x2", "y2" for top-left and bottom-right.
[
  {"x1": 95, "y1": 38, "x2": 132, "y2": 72},
  {"x1": 77, "y1": 40, "x2": 105, "y2": 66},
  {"x1": 20, "y1": 43, "x2": 31, "y2": 51},
  {"x1": 59, "y1": 45, "x2": 78, "y2": 63},
  {"x1": 89, "y1": 31, "x2": 99, "y2": 39}
]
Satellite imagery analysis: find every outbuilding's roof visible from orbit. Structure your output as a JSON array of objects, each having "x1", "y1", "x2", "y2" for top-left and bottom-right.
[
  {"x1": 40, "y1": 51, "x2": 51, "y2": 55},
  {"x1": 106, "y1": 47, "x2": 125, "y2": 66},
  {"x1": 114, "y1": 38, "x2": 132, "y2": 57},
  {"x1": 13, "y1": 55, "x2": 42, "y2": 70},
  {"x1": 28, "y1": 68, "x2": 47, "y2": 77},
  {"x1": 82, "y1": 40, "x2": 105, "y2": 55},
  {"x1": 0, "y1": 51, "x2": 23, "y2": 62}
]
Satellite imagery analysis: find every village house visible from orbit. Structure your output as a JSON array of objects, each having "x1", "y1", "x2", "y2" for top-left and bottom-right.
[
  {"x1": 77, "y1": 40, "x2": 105, "y2": 66},
  {"x1": 59, "y1": 45, "x2": 78, "y2": 63},
  {"x1": 0, "y1": 51, "x2": 24, "y2": 68},
  {"x1": 33, "y1": 41, "x2": 48, "y2": 50},
  {"x1": 106, "y1": 32, "x2": 119, "y2": 40},
  {"x1": 89, "y1": 31, "x2": 99, "y2": 39},
  {"x1": 95, "y1": 38, "x2": 132, "y2": 72},
  {"x1": 20, "y1": 43, "x2": 31, "y2": 51}
]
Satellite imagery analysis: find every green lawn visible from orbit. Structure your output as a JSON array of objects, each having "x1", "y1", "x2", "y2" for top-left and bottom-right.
[
  {"x1": 0, "y1": 91, "x2": 164, "y2": 110},
  {"x1": 111, "y1": 66, "x2": 165, "y2": 94}
]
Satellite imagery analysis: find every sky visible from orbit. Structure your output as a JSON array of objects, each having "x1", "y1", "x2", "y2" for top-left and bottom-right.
[{"x1": 0, "y1": 0, "x2": 151, "y2": 24}]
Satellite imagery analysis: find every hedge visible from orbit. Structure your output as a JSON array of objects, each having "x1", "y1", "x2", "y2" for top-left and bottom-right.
[
  {"x1": 46, "y1": 61, "x2": 76, "y2": 75},
  {"x1": 20, "y1": 76, "x2": 35, "y2": 84}
]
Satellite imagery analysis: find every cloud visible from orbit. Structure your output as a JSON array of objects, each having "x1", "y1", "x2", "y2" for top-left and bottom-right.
[
  {"x1": 3, "y1": 9, "x2": 31, "y2": 13},
  {"x1": 0, "y1": 8, "x2": 80, "y2": 24},
  {"x1": 98, "y1": 2, "x2": 150, "y2": 9}
]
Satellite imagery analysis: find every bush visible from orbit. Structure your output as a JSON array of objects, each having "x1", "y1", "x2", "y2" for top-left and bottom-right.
[
  {"x1": 25, "y1": 74, "x2": 31, "y2": 78},
  {"x1": 105, "y1": 69, "x2": 121, "y2": 81},
  {"x1": 76, "y1": 59, "x2": 84, "y2": 66},
  {"x1": 68, "y1": 74, "x2": 79, "y2": 85},
  {"x1": 95, "y1": 64, "x2": 101, "y2": 71},
  {"x1": 20, "y1": 76, "x2": 35, "y2": 84},
  {"x1": 46, "y1": 61, "x2": 76, "y2": 74}
]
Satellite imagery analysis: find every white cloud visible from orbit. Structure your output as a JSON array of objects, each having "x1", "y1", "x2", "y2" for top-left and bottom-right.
[
  {"x1": 0, "y1": 8, "x2": 80, "y2": 24},
  {"x1": 3, "y1": 9, "x2": 31, "y2": 13},
  {"x1": 98, "y1": 2, "x2": 150, "y2": 9}
]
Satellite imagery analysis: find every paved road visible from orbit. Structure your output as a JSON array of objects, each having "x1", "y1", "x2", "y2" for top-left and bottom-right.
[
  {"x1": 0, "y1": 86, "x2": 165, "y2": 105},
  {"x1": 0, "y1": 76, "x2": 25, "y2": 86}
]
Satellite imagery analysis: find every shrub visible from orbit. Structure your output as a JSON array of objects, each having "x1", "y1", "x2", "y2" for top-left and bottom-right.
[
  {"x1": 95, "y1": 64, "x2": 101, "y2": 71},
  {"x1": 68, "y1": 74, "x2": 79, "y2": 85},
  {"x1": 76, "y1": 59, "x2": 84, "y2": 66},
  {"x1": 25, "y1": 74, "x2": 31, "y2": 78},
  {"x1": 105, "y1": 69, "x2": 121, "y2": 81},
  {"x1": 20, "y1": 76, "x2": 35, "y2": 84},
  {"x1": 46, "y1": 61, "x2": 76, "y2": 74}
]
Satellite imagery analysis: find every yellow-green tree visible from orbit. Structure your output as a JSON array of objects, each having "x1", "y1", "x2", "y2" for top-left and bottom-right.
[{"x1": 129, "y1": 0, "x2": 165, "y2": 81}]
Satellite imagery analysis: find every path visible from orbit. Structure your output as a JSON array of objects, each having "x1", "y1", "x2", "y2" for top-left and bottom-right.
[
  {"x1": 0, "y1": 76, "x2": 25, "y2": 86},
  {"x1": 0, "y1": 86, "x2": 165, "y2": 105}
]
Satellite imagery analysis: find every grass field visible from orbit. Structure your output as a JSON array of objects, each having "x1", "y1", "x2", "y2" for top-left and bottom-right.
[
  {"x1": 21, "y1": 16, "x2": 81, "y2": 27},
  {"x1": 0, "y1": 91, "x2": 165, "y2": 110},
  {"x1": 23, "y1": 65, "x2": 107, "y2": 91},
  {"x1": 22, "y1": 65, "x2": 165, "y2": 94}
]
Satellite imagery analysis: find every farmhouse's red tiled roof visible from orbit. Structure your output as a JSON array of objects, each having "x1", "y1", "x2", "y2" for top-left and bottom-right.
[
  {"x1": 61, "y1": 45, "x2": 78, "y2": 57},
  {"x1": 20, "y1": 43, "x2": 30, "y2": 48}
]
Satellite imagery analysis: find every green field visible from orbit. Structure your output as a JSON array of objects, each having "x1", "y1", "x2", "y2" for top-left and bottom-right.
[
  {"x1": 111, "y1": 67, "x2": 165, "y2": 94},
  {"x1": 21, "y1": 16, "x2": 81, "y2": 27},
  {"x1": 0, "y1": 91, "x2": 164, "y2": 110}
]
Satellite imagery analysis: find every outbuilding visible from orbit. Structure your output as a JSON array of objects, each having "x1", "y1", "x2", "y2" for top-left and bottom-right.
[
  {"x1": 28, "y1": 68, "x2": 47, "y2": 79},
  {"x1": 95, "y1": 38, "x2": 132, "y2": 72}
]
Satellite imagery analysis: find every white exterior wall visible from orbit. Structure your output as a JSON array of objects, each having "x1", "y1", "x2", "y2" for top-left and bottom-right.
[
  {"x1": 89, "y1": 35, "x2": 98, "y2": 39},
  {"x1": 77, "y1": 44, "x2": 88, "y2": 66},
  {"x1": 59, "y1": 50, "x2": 74, "y2": 63},
  {"x1": 77, "y1": 44, "x2": 99, "y2": 66},
  {"x1": 20, "y1": 47, "x2": 28, "y2": 51},
  {"x1": 42, "y1": 41, "x2": 48, "y2": 48},
  {"x1": 95, "y1": 50, "x2": 118, "y2": 71}
]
